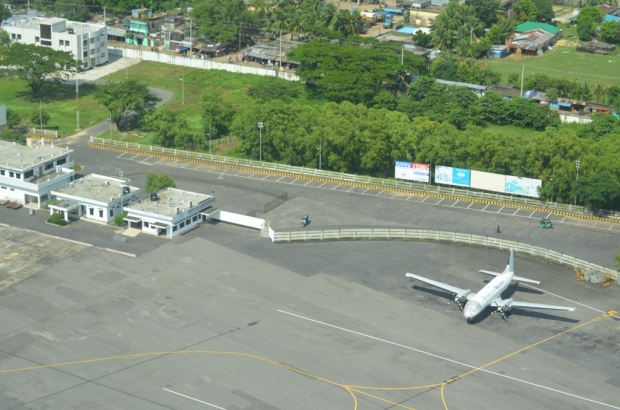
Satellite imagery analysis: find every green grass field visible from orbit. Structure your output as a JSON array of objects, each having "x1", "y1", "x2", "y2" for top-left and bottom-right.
[
  {"x1": 0, "y1": 78, "x2": 108, "y2": 137},
  {"x1": 486, "y1": 45, "x2": 620, "y2": 87}
]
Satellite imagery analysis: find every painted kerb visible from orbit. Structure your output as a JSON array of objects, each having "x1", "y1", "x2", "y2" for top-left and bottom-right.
[
  {"x1": 271, "y1": 228, "x2": 618, "y2": 282},
  {"x1": 89, "y1": 137, "x2": 620, "y2": 223}
]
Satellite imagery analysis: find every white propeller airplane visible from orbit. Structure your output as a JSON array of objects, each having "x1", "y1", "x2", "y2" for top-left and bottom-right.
[{"x1": 405, "y1": 249, "x2": 576, "y2": 322}]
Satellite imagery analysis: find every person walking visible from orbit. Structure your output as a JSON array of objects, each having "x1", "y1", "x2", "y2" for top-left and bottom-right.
[{"x1": 496, "y1": 225, "x2": 501, "y2": 234}]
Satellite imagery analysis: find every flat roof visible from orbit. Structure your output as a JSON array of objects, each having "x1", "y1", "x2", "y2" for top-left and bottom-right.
[
  {"x1": 0, "y1": 140, "x2": 72, "y2": 171},
  {"x1": 126, "y1": 187, "x2": 212, "y2": 217},
  {"x1": 7, "y1": 17, "x2": 106, "y2": 34},
  {"x1": 54, "y1": 173, "x2": 139, "y2": 204}
]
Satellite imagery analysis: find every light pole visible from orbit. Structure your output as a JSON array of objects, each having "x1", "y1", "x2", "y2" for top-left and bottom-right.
[
  {"x1": 258, "y1": 121, "x2": 264, "y2": 162},
  {"x1": 75, "y1": 60, "x2": 80, "y2": 130},
  {"x1": 549, "y1": 177, "x2": 555, "y2": 203},
  {"x1": 317, "y1": 140, "x2": 322, "y2": 170},
  {"x1": 39, "y1": 99, "x2": 43, "y2": 130},
  {"x1": 179, "y1": 77, "x2": 184, "y2": 105},
  {"x1": 574, "y1": 159, "x2": 581, "y2": 206},
  {"x1": 208, "y1": 119, "x2": 212, "y2": 155}
]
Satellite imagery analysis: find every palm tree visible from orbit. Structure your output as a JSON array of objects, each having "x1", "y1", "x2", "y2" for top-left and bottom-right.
[
  {"x1": 593, "y1": 80, "x2": 605, "y2": 103},
  {"x1": 321, "y1": 1, "x2": 340, "y2": 30},
  {"x1": 270, "y1": 9, "x2": 288, "y2": 32},
  {"x1": 339, "y1": 9, "x2": 363, "y2": 36},
  {"x1": 287, "y1": 13, "x2": 305, "y2": 40}
]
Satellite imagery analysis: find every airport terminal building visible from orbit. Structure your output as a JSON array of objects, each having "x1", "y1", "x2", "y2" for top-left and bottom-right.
[
  {"x1": 50, "y1": 174, "x2": 140, "y2": 223},
  {"x1": 0, "y1": 140, "x2": 75, "y2": 207},
  {"x1": 124, "y1": 188, "x2": 215, "y2": 238}
]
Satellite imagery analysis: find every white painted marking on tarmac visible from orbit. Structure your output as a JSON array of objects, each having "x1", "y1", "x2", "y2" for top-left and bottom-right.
[
  {"x1": 163, "y1": 388, "x2": 227, "y2": 409},
  {"x1": 545, "y1": 213, "x2": 552, "y2": 219},
  {"x1": 289, "y1": 179, "x2": 298, "y2": 184},
  {"x1": 513, "y1": 209, "x2": 520, "y2": 215},
  {"x1": 278, "y1": 310, "x2": 620, "y2": 410},
  {"x1": 561, "y1": 216, "x2": 566, "y2": 222},
  {"x1": 318, "y1": 182, "x2": 327, "y2": 188},
  {"x1": 529, "y1": 211, "x2": 536, "y2": 218},
  {"x1": 261, "y1": 175, "x2": 270, "y2": 180},
  {"x1": 421, "y1": 197, "x2": 428, "y2": 203},
  {"x1": 482, "y1": 204, "x2": 489, "y2": 211},
  {"x1": 593, "y1": 222, "x2": 598, "y2": 228},
  {"x1": 304, "y1": 181, "x2": 312, "y2": 186},
  {"x1": 376, "y1": 190, "x2": 384, "y2": 196},
  {"x1": 347, "y1": 186, "x2": 355, "y2": 192},
  {"x1": 497, "y1": 206, "x2": 504, "y2": 213},
  {"x1": 437, "y1": 199, "x2": 444, "y2": 205},
  {"x1": 129, "y1": 154, "x2": 141, "y2": 160},
  {"x1": 521, "y1": 285, "x2": 619, "y2": 319},
  {"x1": 466, "y1": 203, "x2": 474, "y2": 209},
  {"x1": 275, "y1": 176, "x2": 285, "y2": 182},
  {"x1": 332, "y1": 184, "x2": 341, "y2": 190},
  {"x1": 451, "y1": 201, "x2": 458, "y2": 207}
]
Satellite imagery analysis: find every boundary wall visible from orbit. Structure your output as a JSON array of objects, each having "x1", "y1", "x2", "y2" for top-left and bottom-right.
[
  {"x1": 90, "y1": 137, "x2": 620, "y2": 223},
  {"x1": 270, "y1": 227, "x2": 619, "y2": 282}
]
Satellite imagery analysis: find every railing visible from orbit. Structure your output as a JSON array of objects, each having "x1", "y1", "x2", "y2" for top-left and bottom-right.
[
  {"x1": 28, "y1": 128, "x2": 59, "y2": 139},
  {"x1": 270, "y1": 228, "x2": 618, "y2": 282},
  {"x1": 89, "y1": 136, "x2": 620, "y2": 220}
]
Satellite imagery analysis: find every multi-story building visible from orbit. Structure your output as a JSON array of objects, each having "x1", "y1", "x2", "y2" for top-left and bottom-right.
[
  {"x1": 3, "y1": 17, "x2": 108, "y2": 69},
  {"x1": 0, "y1": 140, "x2": 75, "y2": 207}
]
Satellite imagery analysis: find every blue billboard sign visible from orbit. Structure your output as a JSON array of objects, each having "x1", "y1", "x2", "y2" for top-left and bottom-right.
[{"x1": 435, "y1": 166, "x2": 471, "y2": 187}]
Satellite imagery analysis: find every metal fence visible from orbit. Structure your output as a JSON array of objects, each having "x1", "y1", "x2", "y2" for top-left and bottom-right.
[
  {"x1": 271, "y1": 228, "x2": 618, "y2": 282},
  {"x1": 90, "y1": 136, "x2": 620, "y2": 220}
]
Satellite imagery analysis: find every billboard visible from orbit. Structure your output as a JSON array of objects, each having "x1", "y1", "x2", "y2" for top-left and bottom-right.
[
  {"x1": 505, "y1": 176, "x2": 542, "y2": 198},
  {"x1": 435, "y1": 165, "x2": 471, "y2": 187},
  {"x1": 470, "y1": 170, "x2": 506, "y2": 193},
  {"x1": 395, "y1": 161, "x2": 430, "y2": 183}
]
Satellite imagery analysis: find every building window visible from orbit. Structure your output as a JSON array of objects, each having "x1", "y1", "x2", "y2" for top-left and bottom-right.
[
  {"x1": 35, "y1": 36, "x2": 40, "y2": 42},
  {"x1": 56, "y1": 156, "x2": 67, "y2": 165},
  {"x1": 11, "y1": 34, "x2": 15, "y2": 39},
  {"x1": 83, "y1": 39, "x2": 87, "y2": 47},
  {"x1": 180, "y1": 221, "x2": 185, "y2": 228},
  {"x1": 0, "y1": 170, "x2": 4, "y2": 175},
  {"x1": 186, "y1": 218, "x2": 191, "y2": 224},
  {"x1": 99, "y1": 209, "x2": 103, "y2": 218},
  {"x1": 9, "y1": 171, "x2": 13, "y2": 178},
  {"x1": 192, "y1": 215, "x2": 198, "y2": 222},
  {"x1": 65, "y1": 40, "x2": 70, "y2": 46},
  {"x1": 15, "y1": 173, "x2": 20, "y2": 179},
  {"x1": 83, "y1": 51, "x2": 88, "y2": 58},
  {"x1": 172, "y1": 225, "x2": 177, "y2": 232},
  {"x1": 44, "y1": 162, "x2": 54, "y2": 170},
  {"x1": 109, "y1": 210, "x2": 113, "y2": 217},
  {"x1": 59, "y1": 39, "x2": 64, "y2": 46},
  {"x1": 144, "y1": 221, "x2": 150, "y2": 228},
  {"x1": 41, "y1": 40, "x2": 51, "y2": 46},
  {"x1": 17, "y1": 34, "x2": 21, "y2": 40},
  {"x1": 89, "y1": 208, "x2": 94, "y2": 216},
  {"x1": 24, "y1": 170, "x2": 34, "y2": 179}
]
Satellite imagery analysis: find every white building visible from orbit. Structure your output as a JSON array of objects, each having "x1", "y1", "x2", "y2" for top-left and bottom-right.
[
  {"x1": 124, "y1": 188, "x2": 215, "y2": 238},
  {"x1": 3, "y1": 17, "x2": 108, "y2": 69},
  {"x1": 50, "y1": 174, "x2": 140, "y2": 223},
  {"x1": 0, "y1": 140, "x2": 75, "y2": 207}
]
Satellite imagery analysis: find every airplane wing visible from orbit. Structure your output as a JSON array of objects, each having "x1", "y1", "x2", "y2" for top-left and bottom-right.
[
  {"x1": 508, "y1": 300, "x2": 575, "y2": 311},
  {"x1": 405, "y1": 273, "x2": 472, "y2": 297},
  {"x1": 493, "y1": 298, "x2": 575, "y2": 312},
  {"x1": 479, "y1": 270, "x2": 540, "y2": 284}
]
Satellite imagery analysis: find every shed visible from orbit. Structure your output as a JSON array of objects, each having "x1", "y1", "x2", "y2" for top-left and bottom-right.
[{"x1": 488, "y1": 45, "x2": 508, "y2": 58}]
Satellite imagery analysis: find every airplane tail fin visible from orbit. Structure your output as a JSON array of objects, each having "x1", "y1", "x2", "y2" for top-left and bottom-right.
[{"x1": 504, "y1": 249, "x2": 515, "y2": 274}]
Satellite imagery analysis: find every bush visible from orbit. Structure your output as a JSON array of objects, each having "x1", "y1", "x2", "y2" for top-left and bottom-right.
[
  {"x1": 114, "y1": 211, "x2": 128, "y2": 227},
  {"x1": 73, "y1": 163, "x2": 82, "y2": 171},
  {"x1": 58, "y1": 220, "x2": 68, "y2": 226},
  {"x1": 48, "y1": 213, "x2": 62, "y2": 224}
]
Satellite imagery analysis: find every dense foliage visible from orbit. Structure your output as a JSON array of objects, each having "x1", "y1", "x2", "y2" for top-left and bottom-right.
[
  {"x1": 146, "y1": 172, "x2": 176, "y2": 193},
  {"x1": 95, "y1": 79, "x2": 160, "y2": 130}
]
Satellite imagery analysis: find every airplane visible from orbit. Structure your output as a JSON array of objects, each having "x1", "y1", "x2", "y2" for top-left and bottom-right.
[{"x1": 405, "y1": 249, "x2": 576, "y2": 322}]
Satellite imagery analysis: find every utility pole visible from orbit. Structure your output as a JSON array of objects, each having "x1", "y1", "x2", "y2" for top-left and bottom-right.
[
  {"x1": 209, "y1": 120, "x2": 212, "y2": 155},
  {"x1": 574, "y1": 160, "x2": 581, "y2": 206},
  {"x1": 39, "y1": 99, "x2": 42, "y2": 130},
  {"x1": 401, "y1": 47, "x2": 404, "y2": 65},
  {"x1": 179, "y1": 65, "x2": 185, "y2": 105},
  {"x1": 75, "y1": 60, "x2": 80, "y2": 130},
  {"x1": 258, "y1": 121, "x2": 264, "y2": 162},
  {"x1": 317, "y1": 140, "x2": 322, "y2": 170},
  {"x1": 189, "y1": 17, "x2": 192, "y2": 59},
  {"x1": 520, "y1": 65, "x2": 525, "y2": 97}
]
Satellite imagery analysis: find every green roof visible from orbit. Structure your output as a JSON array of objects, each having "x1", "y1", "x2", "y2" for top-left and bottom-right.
[{"x1": 514, "y1": 21, "x2": 561, "y2": 35}]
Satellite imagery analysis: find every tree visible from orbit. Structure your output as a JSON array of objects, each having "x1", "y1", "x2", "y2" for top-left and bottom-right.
[
  {"x1": 2, "y1": 43, "x2": 74, "y2": 97},
  {"x1": 201, "y1": 92, "x2": 234, "y2": 140},
  {"x1": 5, "y1": 108, "x2": 21, "y2": 129},
  {"x1": 465, "y1": 0, "x2": 502, "y2": 27},
  {"x1": 531, "y1": 0, "x2": 554, "y2": 22},
  {"x1": 142, "y1": 109, "x2": 192, "y2": 148},
  {"x1": 412, "y1": 30, "x2": 432, "y2": 48},
  {"x1": 29, "y1": 108, "x2": 50, "y2": 126},
  {"x1": 486, "y1": 17, "x2": 516, "y2": 44},
  {"x1": 0, "y1": 6, "x2": 10, "y2": 24},
  {"x1": 593, "y1": 80, "x2": 605, "y2": 103},
  {"x1": 95, "y1": 79, "x2": 160, "y2": 130},
  {"x1": 514, "y1": 0, "x2": 538, "y2": 22},
  {"x1": 577, "y1": 16, "x2": 597, "y2": 41},
  {"x1": 574, "y1": 171, "x2": 620, "y2": 209},
  {"x1": 146, "y1": 172, "x2": 176, "y2": 193},
  {"x1": 600, "y1": 21, "x2": 620, "y2": 42},
  {"x1": 247, "y1": 77, "x2": 302, "y2": 102},
  {"x1": 55, "y1": 0, "x2": 90, "y2": 22}
]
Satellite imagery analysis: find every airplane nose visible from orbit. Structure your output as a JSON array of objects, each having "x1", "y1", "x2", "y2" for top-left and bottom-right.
[{"x1": 463, "y1": 301, "x2": 482, "y2": 319}]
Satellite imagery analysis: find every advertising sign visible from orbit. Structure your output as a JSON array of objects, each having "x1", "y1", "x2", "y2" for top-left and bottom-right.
[
  {"x1": 505, "y1": 176, "x2": 542, "y2": 198},
  {"x1": 435, "y1": 165, "x2": 471, "y2": 187},
  {"x1": 395, "y1": 161, "x2": 430, "y2": 183},
  {"x1": 470, "y1": 170, "x2": 506, "y2": 193}
]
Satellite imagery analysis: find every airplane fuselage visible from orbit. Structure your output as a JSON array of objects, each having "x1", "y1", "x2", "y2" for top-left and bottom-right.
[{"x1": 463, "y1": 271, "x2": 513, "y2": 320}]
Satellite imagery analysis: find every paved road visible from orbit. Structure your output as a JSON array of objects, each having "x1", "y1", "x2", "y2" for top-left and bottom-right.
[{"x1": 53, "y1": 135, "x2": 620, "y2": 267}]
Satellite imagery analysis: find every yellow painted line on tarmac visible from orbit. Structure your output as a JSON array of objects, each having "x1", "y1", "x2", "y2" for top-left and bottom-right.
[{"x1": 90, "y1": 143, "x2": 620, "y2": 224}]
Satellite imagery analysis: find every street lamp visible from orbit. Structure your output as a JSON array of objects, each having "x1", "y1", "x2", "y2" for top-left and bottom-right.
[
  {"x1": 317, "y1": 140, "x2": 322, "y2": 170},
  {"x1": 208, "y1": 119, "x2": 212, "y2": 156},
  {"x1": 179, "y1": 77, "x2": 184, "y2": 105},
  {"x1": 574, "y1": 159, "x2": 581, "y2": 206},
  {"x1": 258, "y1": 121, "x2": 264, "y2": 161},
  {"x1": 549, "y1": 177, "x2": 555, "y2": 203},
  {"x1": 39, "y1": 99, "x2": 43, "y2": 130}
]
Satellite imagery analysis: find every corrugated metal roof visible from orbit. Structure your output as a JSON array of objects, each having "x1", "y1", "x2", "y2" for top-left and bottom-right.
[
  {"x1": 514, "y1": 21, "x2": 560, "y2": 35},
  {"x1": 436, "y1": 79, "x2": 487, "y2": 90}
]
